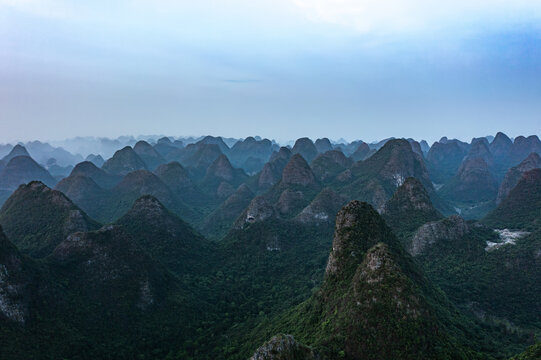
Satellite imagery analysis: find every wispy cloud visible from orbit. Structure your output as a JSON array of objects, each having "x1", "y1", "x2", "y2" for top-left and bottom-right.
[
  {"x1": 291, "y1": 0, "x2": 541, "y2": 33},
  {"x1": 221, "y1": 79, "x2": 261, "y2": 84}
]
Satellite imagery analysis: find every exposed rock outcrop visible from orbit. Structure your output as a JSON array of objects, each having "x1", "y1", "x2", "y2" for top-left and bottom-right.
[
  {"x1": 250, "y1": 334, "x2": 317, "y2": 360},
  {"x1": 409, "y1": 215, "x2": 469, "y2": 256},
  {"x1": 497, "y1": 153, "x2": 541, "y2": 204}
]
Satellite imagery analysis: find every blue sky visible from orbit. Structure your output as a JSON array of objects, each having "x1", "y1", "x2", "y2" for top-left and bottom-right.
[{"x1": 0, "y1": 0, "x2": 540, "y2": 144}]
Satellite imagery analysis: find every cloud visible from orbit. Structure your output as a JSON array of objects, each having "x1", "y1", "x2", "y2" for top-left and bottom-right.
[{"x1": 290, "y1": 0, "x2": 541, "y2": 33}]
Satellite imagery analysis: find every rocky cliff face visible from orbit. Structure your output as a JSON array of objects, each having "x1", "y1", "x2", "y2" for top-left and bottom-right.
[
  {"x1": 249, "y1": 334, "x2": 317, "y2": 360},
  {"x1": 325, "y1": 201, "x2": 397, "y2": 277},
  {"x1": 0, "y1": 227, "x2": 33, "y2": 324},
  {"x1": 497, "y1": 153, "x2": 541, "y2": 204},
  {"x1": 267, "y1": 200, "x2": 471, "y2": 360},
  {"x1": 409, "y1": 215, "x2": 469, "y2": 256}
]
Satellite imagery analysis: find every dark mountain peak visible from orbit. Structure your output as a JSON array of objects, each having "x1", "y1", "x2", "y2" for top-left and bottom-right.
[
  {"x1": 279, "y1": 200, "x2": 468, "y2": 360},
  {"x1": 457, "y1": 156, "x2": 490, "y2": 177},
  {"x1": 419, "y1": 140, "x2": 430, "y2": 153},
  {"x1": 133, "y1": 141, "x2": 165, "y2": 171},
  {"x1": 117, "y1": 195, "x2": 207, "y2": 273},
  {"x1": 350, "y1": 142, "x2": 371, "y2": 161},
  {"x1": 484, "y1": 168, "x2": 541, "y2": 230},
  {"x1": 325, "y1": 200, "x2": 396, "y2": 279},
  {"x1": 296, "y1": 187, "x2": 346, "y2": 224},
  {"x1": 242, "y1": 196, "x2": 275, "y2": 225},
  {"x1": 206, "y1": 154, "x2": 235, "y2": 181},
  {"x1": 115, "y1": 169, "x2": 166, "y2": 192},
  {"x1": 153, "y1": 161, "x2": 203, "y2": 203},
  {"x1": 0, "y1": 155, "x2": 56, "y2": 190},
  {"x1": 409, "y1": 215, "x2": 469, "y2": 256},
  {"x1": 408, "y1": 139, "x2": 424, "y2": 157},
  {"x1": 314, "y1": 138, "x2": 333, "y2": 153},
  {"x1": 466, "y1": 138, "x2": 493, "y2": 165},
  {"x1": 157, "y1": 137, "x2": 172, "y2": 145},
  {"x1": 183, "y1": 143, "x2": 223, "y2": 169},
  {"x1": 492, "y1": 132, "x2": 512, "y2": 147},
  {"x1": 129, "y1": 194, "x2": 168, "y2": 215},
  {"x1": 71, "y1": 160, "x2": 101, "y2": 174},
  {"x1": 102, "y1": 146, "x2": 146, "y2": 176},
  {"x1": 2, "y1": 144, "x2": 30, "y2": 163},
  {"x1": 51, "y1": 225, "x2": 169, "y2": 310},
  {"x1": 55, "y1": 174, "x2": 105, "y2": 206},
  {"x1": 70, "y1": 161, "x2": 120, "y2": 188},
  {"x1": 311, "y1": 150, "x2": 353, "y2": 182},
  {"x1": 439, "y1": 156, "x2": 498, "y2": 205},
  {"x1": 382, "y1": 177, "x2": 443, "y2": 240},
  {"x1": 312, "y1": 149, "x2": 351, "y2": 168},
  {"x1": 258, "y1": 147, "x2": 293, "y2": 189},
  {"x1": 196, "y1": 135, "x2": 230, "y2": 153},
  {"x1": 85, "y1": 154, "x2": 105, "y2": 167},
  {"x1": 291, "y1": 137, "x2": 318, "y2": 163},
  {"x1": 497, "y1": 152, "x2": 541, "y2": 204},
  {"x1": 269, "y1": 146, "x2": 292, "y2": 163},
  {"x1": 282, "y1": 154, "x2": 316, "y2": 186},
  {"x1": 511, "y1": 135, "x2": 541, "y2": 163},
  {"x1": 0, "y1": 181, "x2": 99, "y2": 258},
  {"x1": 155, "y1": 161, "x2": 188, "y2": 177},
  {"x1": 360, "y1": 138, "x2": 432, "y2": 190},
  {"x1": 134, "y1": 140, "x2": 153, "y2": 151},
  {"x1": 384, "y1": 177, "x2": 438, "y2": 214},
  {"x1": 228, "y1": 138, "x2": 275, "y2": 173}
]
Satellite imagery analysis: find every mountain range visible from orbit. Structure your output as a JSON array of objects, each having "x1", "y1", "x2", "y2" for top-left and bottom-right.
[{"x1": 1, "y1": 132, "x2": 540, "y2": 359}]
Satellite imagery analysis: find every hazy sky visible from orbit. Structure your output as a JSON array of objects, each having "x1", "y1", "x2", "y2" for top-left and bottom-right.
[{"x1": 1, "y1": 0, "x2": 540, "y2": 144}]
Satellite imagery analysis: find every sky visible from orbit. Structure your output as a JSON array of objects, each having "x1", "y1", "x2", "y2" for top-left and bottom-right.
[{"x1": 0, "y1": 0, "x2": 540, "y2": 144}]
